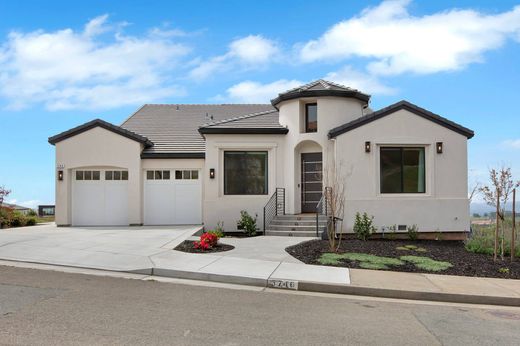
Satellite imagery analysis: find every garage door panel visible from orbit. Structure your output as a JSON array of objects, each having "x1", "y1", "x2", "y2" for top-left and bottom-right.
[
  {"x1": 144, "y1": 183, "x2": 175, "y2": 225},
  {"x1": 72, "y1": 183, "x2": 105, "y2": 226},
  {"x1": 174, "y1": 183, "x2": 202, "y2": 224},
  {"x1": 104, "y1": 184, "x2": 129, "y2": 226}
]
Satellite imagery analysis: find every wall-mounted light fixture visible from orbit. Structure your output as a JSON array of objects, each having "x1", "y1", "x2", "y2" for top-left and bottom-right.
[
  {"x1": 365, "y1": 141, "x2": 371, "y2": 153},
  {"x1": 209, "y1": 168, "x2": 215, "y2": 179},
  {"x1": 436, "y1": 142, "x2": 443, "y2": 154},
  {"x1": 58, "y1": 170, "x2": 64, "y2": 181}
]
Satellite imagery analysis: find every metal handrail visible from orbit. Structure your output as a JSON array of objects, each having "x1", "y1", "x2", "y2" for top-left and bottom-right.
[
  {"x1": 263, "y1": 188, "x2": 285, "y2": 234},
  {"x1": 315, "y1": 187, "x2": 331, "y2": 237}
]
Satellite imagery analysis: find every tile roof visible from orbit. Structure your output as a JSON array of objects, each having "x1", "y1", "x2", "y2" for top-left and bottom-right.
[
  {"x1": 121, "y1": 104, "x2": 276, "y2": 157},
  {"x1": 271, "y1": 79, "x2": 370, "y2": 107},
  {"x1": 198, "y1": 109, "x2": 288, "y2": 134}
]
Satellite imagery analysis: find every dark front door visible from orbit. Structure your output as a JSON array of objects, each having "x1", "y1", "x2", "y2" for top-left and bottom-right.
[{"x1": 301, "y1": 152, "x2": 323, "y2": 213}]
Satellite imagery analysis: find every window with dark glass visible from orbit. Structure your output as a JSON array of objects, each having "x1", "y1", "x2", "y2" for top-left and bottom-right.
[
  {"x1": 305, "y1": 103, "x2": 318, "y2": 133},
  {"x1": 224, "y1": 151, "x2": 267, "y2": 195},
  {"x1": 380, "y1": 147, "x2": 425, "y2": 193},
  {"x1": 175, "y1": 170, "x2": 199, "y2": 180}
]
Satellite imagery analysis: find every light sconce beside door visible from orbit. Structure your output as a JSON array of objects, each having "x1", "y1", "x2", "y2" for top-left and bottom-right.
[
  {"x1": 209, "y1": 168, "x2": 215, "y2": 179},
  {"x1": 365, "y1": 141, "x2": 371, "y2": 153},
  {"x1": 58, "y1": 170, "x2": 64, "y2": 181},
  {"x1": 436, "y1": 142, "x2": 443, "y2": 154}
]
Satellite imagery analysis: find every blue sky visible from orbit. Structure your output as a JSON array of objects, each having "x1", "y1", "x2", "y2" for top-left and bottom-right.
[{"x1": 0, "y1": 0, "x2": 519, "y2": 209}]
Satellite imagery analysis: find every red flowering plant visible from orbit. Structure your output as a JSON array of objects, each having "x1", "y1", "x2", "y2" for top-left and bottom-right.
[{"x1": 193, "y1": 232, "x2": 219, "y2": 251}]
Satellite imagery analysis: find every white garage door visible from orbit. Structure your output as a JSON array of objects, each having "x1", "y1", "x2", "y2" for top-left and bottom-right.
[
  {"x1": 72, "y1": 169, "x2": 129, "y2": 226},
  {"x1": 144, "y1": 169, "x2": 202, "y2": 225}
]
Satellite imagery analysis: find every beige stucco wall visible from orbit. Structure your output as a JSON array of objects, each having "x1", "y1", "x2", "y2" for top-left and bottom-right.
[
  {"x1": 333, "y1": 108, "x2": 470, "y2": 233},
  {"x1": 202, "y1": 134, "x2": 286, "y2": 231},
  {"x1": 277, "y1": 97, "x2": 366, "y2": 213},
  {"x1": 54, "y1": 127, "x2": 143, "y2": 226}
]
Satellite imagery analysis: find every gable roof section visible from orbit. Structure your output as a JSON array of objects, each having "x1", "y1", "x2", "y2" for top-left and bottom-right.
[
  {"x1": 271, "y1": 79, "x2": 370, "y2": 107},
  {"x1": 48, "y1": 118, "x2": 153, "y2": 147},
  {"x1": 198, "y1": 109, "x2": 288, "y2": 134},
  {"x1": 121, "y1": 104, "x2": 276, "y2": 158},
  {"x1": 328, "y1": 100, "x2": 474, "y2": 139}
]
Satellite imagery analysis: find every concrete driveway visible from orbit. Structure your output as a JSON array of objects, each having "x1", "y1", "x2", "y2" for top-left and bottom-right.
[
  {"x1": 0, "y1": 224, "x2": 200, "y2": 272},
  {"x1": 0, "y1": 224, "x2": 350, "y2": 288}
]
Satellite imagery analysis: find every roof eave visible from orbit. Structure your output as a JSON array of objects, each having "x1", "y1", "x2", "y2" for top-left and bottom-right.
[
  {"x1": 198, "y1": 128, "x2": 289, "y2": 135},
  {"x1": 48, "y1": 119, "x2": 154, "y2": 147},
  {"x1": 271, "y1": 89, "x2": 371, "y2": 107},
  {"x1": 141, "y1": 152, "x2": 205, "y2": 159}
]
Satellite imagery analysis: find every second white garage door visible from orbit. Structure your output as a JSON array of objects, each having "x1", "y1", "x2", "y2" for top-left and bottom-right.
[{"x1": 144, "y1": 169, "x2": 202, "y2": 225}]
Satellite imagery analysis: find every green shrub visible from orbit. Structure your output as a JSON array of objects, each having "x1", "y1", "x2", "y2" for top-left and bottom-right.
[
  {"x1": 463, "y1": 226, "x2": 520, "y2": 256},
  {"x1": 0, "y1": 207, "x2": 11, "y2": 228},
  {"x1": 10, "y1": 212, "x2": 27, "y2": 227},
  {"x1": 27, "y1": 209, "x2": 37, "y2": 217},
  {"x1": 237, "y1": 210, "x2": 258, "y2": 236},
  {"x1": 25, "y1": 217, "x2": 37, "y2": 226},
  {"x1": 206, "y1": 222, "x2": 224, "y2": 239},
  {"x1": 400, "y1": 256, "x2": 452, "y2": 272},
  {"x1": 407, "y1": 224, "x2": 418, "y2": 241},
  {"x1": 353, "y1": 212, "x2": 376, "y2": 241}
]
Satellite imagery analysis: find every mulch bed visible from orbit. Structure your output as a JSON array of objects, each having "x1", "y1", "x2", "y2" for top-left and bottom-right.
[
  {"x1": 174, "y1": 240, "x2": 234, "y2": 254},
  {"x1": 286, "y1": 239, "x2": 520, "y2": 279}
]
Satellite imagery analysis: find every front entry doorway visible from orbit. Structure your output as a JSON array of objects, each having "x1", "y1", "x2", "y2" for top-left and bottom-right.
[{"x1": 301, "y1": 152, "x2": 323, "y2": 213}]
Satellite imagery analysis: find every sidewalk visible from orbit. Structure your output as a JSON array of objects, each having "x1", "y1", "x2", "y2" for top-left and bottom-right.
[{"x1": 1, "y1": 224, "x2": 519, "y2": 306}]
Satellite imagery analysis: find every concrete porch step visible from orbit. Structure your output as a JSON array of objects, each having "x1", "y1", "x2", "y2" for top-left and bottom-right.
[
  {"x1": 274, "y1": 214, "x2": 327, "y2": 220},
  {"x1": 268, "y1": 224, "x2": 325, "y2": 232},
  {"x1": 269, "y1": 219, "x2": 327, "y2": 226},
  {"x1": 264, "y1": 229, "x2": 322, "y2": 237}
]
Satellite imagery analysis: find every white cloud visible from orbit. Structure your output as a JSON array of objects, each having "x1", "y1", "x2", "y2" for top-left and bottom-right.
[
  {"x1": 229, "y1": 35, "x2": 279, "y2": 64},
  {"x1": 216, "y1": 79, "x2": 302, "y2": 103},
  {"x1": 5, "y1": 198, "x2": 39, "y2": 208},
  {"x1": 299, "y1": 0, "x2": 520, "y2": 75},
  {"x1": 189, "y1": 35, "x2": 279, "y2": 80},
  {"x1": 324, "y1": 66, "x2": 396, "y2": 95},
  {"x1": 0, "y1": 15, "x2": 190, "y2": 110},
  {"x1": 502, "y1": 139, "x2": 520, "y2": 149}
]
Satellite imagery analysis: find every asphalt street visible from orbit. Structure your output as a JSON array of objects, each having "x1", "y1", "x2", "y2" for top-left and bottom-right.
[{"x1": 0, "y1": 265, "x2": 519, "y2": 345}]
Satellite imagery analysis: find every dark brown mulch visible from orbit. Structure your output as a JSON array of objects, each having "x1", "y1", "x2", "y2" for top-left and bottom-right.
[
  {"x1": 286, "y1": 239, "x2": 520, "y2": 279},
  {"x1": 174, "y1": 240, "x2": 234, "y2": 253}
]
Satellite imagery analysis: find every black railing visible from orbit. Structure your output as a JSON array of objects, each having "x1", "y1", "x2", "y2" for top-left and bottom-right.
[
  {"x1": 263, "y1": 188, "x2": 285, "y2": 234},
  {"x1": 316, "y1": 187, "x2": 332, "y2": 237}
]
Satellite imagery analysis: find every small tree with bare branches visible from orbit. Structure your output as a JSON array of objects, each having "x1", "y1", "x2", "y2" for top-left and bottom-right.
[
  {"x1": 323, "y1": 159, "x2": 351, "y2": 252},
  {"x1": 479, "y1": 167, "x2": 520, "y2": 260},
  {"x1": 468, "y1": 182, "x2": 480, "y2": 203},
  {"x1": 0, "y1": 186, "x2": 11, "y2": 205}
]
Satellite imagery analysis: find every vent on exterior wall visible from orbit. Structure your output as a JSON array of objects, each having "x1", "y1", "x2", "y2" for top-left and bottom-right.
[{"x1": 398, "y1": 225, "x2": 407, "y2": 231}]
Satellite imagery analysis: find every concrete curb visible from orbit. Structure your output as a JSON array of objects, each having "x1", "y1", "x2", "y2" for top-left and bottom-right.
[
  {"x1": 152, "y1": 268, "x2": 266, "y2": 287},
  {"x1": 2, "y1": 259, "x2": 519, "y2": 307},
  {"x1": 297, "y1": 281, "x2": 520, "y2": 307}
]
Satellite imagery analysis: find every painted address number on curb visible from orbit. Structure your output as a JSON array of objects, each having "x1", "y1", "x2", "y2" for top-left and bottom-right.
[{"x1": 268, "y1": 279, "x2": 298, "y2": 290}]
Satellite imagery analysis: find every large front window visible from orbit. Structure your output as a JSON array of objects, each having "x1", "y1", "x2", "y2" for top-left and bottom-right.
[
  {"x1": 224, "y1": 151, "x2": 268, "y2": 195},
  {"x1": 380, "y1": 147, "x2": 425, "y2": 193}
]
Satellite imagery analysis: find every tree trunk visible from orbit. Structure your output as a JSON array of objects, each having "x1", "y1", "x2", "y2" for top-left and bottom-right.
[
  {"x1": 495, "y1": 196, "x2": 500, "y2": 262},
  {"x1": 512, "y1": 188, "x2": 516, "y2": 262}
]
